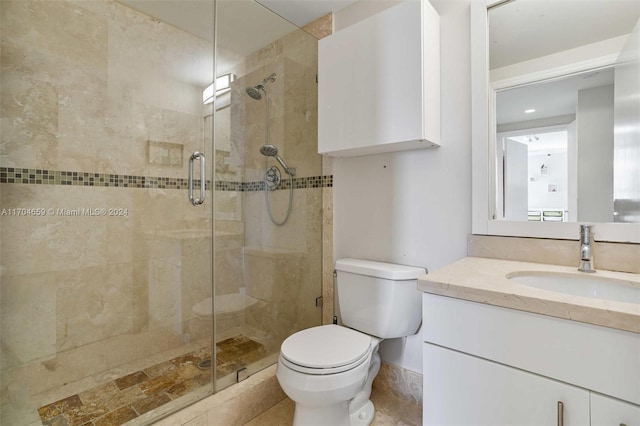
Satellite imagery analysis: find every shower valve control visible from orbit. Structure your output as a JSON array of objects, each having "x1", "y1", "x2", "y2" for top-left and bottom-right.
[{"x1": 265, "y1": 166, "x2": 281, "y2": 190}]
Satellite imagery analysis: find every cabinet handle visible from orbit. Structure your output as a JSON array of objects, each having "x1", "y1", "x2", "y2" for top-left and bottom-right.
[{"x1": 557, "y1": 401, "x2": 564, "y2": 426}]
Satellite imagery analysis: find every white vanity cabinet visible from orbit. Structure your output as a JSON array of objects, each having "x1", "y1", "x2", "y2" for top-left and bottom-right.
[
  {"x1": 422, "y1": 293, "x2": 640, "y2": 426},
  {"x1": 424, "y1": 344, "x2": 590, "y2": 425},
  {"x1": 318, "y1": 0, "x2": 440, "y2": 157},
  {"x1": 591, "y1": 393, "x2": 640, "y2": 426}
]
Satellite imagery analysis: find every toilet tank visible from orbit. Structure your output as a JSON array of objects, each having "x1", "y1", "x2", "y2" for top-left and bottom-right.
[{"x1": 336, "y1": 258, "x2": 427, "y2": 339}]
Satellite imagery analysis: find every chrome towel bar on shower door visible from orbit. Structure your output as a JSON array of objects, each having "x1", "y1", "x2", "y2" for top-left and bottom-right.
[{"x1": 188, "y1": 151, "x2": 205, "y2": 206}]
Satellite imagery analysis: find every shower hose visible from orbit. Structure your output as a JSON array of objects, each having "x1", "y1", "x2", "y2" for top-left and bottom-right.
[{"x1": 262, "y1": 90, "x2": 293, "y2": 226}]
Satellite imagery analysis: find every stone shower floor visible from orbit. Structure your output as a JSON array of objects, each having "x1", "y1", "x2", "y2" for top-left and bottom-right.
[{"x1": 37, "y1": 335, "x2": 267, "y2": 426}]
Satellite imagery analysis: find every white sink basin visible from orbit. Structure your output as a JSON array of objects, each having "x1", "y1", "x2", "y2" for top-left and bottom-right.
[{"x1": 506, "y1": 272, "x2": 640, "y2": 304}]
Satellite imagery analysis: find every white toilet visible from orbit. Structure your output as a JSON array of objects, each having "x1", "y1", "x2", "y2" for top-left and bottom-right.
[{"x1": 276, "y1": 258, "x2": 426, "y2": 426}]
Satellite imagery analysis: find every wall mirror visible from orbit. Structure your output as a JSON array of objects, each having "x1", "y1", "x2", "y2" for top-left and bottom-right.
[{"x1": 471, "y1": 0, "x2": 640, "y2": 243}]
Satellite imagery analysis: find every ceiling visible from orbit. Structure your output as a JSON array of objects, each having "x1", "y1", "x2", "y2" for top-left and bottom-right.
[
  {"x1": 509, "y1": 131, "x2": 568, "y2": 153},
  {"x1": 117, "y1": 0, "x2": 637, "y2": 104},
  {"x1": 118, "y1": 0, "x2": 352, "y2": 42},
  {"x1": 256, "y1": 0, "x2": 357, "y2": 27},
  {"x1": 497, "y1": 67, "x2": 615, "y2": 125},
  {"x1": 492, "y1": 0, "x2": 639, "y2": 127},
  {"x1": 118, "y1": 0, "x2": 354, "y2": 76},
  {"x1": 489, "y1": 0, "x2": 640, "y2": 69}
]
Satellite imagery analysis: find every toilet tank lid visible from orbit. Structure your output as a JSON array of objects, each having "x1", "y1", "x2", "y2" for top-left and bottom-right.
[{"x1": 335, "y1": 258, "x2": 427, "y2": 280}]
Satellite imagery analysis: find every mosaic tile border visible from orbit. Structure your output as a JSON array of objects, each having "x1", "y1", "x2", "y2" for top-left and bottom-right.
[
  {"x1": 0, "y1": 168, "x2": 333, "y2": 191},
  {"x1": 216, "y1": 175, "x2": 332, "y2": 191}
]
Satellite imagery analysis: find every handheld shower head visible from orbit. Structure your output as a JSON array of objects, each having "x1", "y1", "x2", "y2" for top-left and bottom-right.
[
  {"x1": 259, "y1": 144, "x2": 278, "y2": 156},
  {"x1": 259, "y1": 144, "x2": 295, "y2": 176}
]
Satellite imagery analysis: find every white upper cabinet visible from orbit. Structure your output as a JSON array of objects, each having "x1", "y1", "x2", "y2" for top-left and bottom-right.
[{"x1": 318, "y1": 0, "x2": 440, "y2": 157}]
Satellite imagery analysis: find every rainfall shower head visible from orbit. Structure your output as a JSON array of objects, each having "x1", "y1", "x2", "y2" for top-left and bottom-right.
[
  {"x1": 259, "y1": 144, "x2": 295, "y2": 176},
  {"x1": 245, "y1": 73, "x2": 277, "y2": 101}
]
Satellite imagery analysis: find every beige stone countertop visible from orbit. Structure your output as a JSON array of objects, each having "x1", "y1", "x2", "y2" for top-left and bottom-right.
[{"x1": 418, "y1": 257, "x2": 640, "y2": 334}]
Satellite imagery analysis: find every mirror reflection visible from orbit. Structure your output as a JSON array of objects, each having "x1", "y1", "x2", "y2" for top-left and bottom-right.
[{"x1": 489, "y1": 0, "x2": 640, "y2": 223}]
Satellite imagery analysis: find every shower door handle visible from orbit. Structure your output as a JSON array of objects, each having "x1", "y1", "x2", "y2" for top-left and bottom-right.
[{"x1": 188, "y1": 151, "x2": 205, "y2": 206}]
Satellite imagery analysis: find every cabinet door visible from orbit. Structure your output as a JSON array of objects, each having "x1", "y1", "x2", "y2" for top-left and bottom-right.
[
  {"x1": 318, "y1": 0, "x2": 440, "y2": 157},
  {"x1": 591, "y1": 393, "x2": 640, "y2": 426},
  {"x1": 423, "y1": 343, "x2": 590, "y2": 426}
]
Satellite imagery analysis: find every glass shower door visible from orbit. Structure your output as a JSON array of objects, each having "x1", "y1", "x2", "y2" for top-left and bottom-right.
[
  {"x1": 0, "y1": 0, "x2": 215, "y2": 424},
  {"x1": 212, "y1": 0, "x2": 323, "y2": 391}
]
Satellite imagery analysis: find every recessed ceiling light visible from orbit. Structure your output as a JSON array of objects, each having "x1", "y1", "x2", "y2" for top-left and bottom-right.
[{"x1": 524, "y1": 109, "x2": 536, "y2": 114}]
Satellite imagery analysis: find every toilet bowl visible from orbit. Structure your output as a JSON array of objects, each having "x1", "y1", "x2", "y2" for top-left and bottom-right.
[
  {"x1": 276, "y1": 325, "x2": 382, "y2": 426},
  {"x1": 276, "y1": 259, "x2": 426, "y2": 426}
]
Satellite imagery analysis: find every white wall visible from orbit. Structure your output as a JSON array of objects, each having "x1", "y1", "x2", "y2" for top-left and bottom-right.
[
  {"x1": 528, "y1": 150, "x2": 568, "y2": 211},
  {"x1": 332, "y1": 0, "x2": 473, "y2": 373},
  {"x1": 334, "y1": 0, "x2": 402, "y2": 30}
]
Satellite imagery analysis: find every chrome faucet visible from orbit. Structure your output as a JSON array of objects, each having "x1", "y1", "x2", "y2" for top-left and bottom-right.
[{"x1": 578, "y1": 225, "x2": 595, "y2": 273}]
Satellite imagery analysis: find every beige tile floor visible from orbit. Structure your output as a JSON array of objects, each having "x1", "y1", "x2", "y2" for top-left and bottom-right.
[{"x1": 243, "y1": 387, "x2": 422, "y2": 426}]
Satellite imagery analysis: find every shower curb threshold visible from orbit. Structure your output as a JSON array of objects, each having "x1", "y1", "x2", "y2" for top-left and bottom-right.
[{"x1": 137, "y1": 364, "x2": 285, "y2": 426}]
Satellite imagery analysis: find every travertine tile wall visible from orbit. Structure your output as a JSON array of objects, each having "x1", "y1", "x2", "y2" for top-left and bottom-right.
[
  {"x1": 1, "y1": 2, "x2": 328, "y2": 423},
  {"x1": 0, "y1": 0, "x2": 214, "y2": 418},
  {"x1": 302, "y1": 13, "x2": 337, "y2": 326},
  {"x1": 303, "y1": 13, "x2": 333, "y2": 40},
  {"x1": 221, "y1": 26, "x2": 324, "y2": 341},
  {"x1": 468, "y1": 235, "x2": 640, "y2": 274}
]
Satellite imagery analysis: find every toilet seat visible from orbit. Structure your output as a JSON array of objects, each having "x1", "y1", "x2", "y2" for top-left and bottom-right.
[{"x1": 280, "y1": 325, "x2": 372, "y2": 375}]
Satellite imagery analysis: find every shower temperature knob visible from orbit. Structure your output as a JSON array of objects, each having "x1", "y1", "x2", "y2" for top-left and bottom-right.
[{"x1": 265, "y1": 166, "x2": 281, "y2": 190}]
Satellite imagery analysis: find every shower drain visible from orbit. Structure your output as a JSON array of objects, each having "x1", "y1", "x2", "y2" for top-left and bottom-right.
[{"x1": 197, "y1": 358, "x2": 212, "y2": 369}]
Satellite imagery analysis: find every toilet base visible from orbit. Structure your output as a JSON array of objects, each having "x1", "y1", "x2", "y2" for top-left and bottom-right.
[
  {"x1": 350, "y1": 400, "x2": 375, "y2": 425},
  {"x1": 348, "y1": 347, "x2": 380, "y2": 426},
  {"x1": 278, "y1": 332, "x2": 382, "y2": 426},
  {"x1": 293, "y1": 401, "x2": 351, "y2": 426}
]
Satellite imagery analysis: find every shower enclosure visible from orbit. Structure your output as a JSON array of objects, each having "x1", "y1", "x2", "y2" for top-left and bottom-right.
[
  {"x1": 0, "y1": 0, "x2": 322, "y2": 424},
  {"x1": 211, "y1": 0, "x2": 323, "y2": 394}
]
